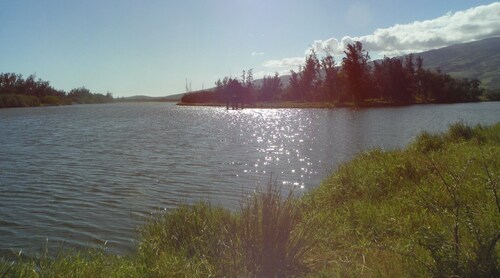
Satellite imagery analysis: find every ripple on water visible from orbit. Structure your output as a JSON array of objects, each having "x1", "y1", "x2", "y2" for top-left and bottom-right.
[{"x1": 0, "y1": 102, "x2": 499, "y2": 256}]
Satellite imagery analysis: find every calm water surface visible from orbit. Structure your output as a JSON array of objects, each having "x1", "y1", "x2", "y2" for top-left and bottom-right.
[{"x1": 0, "y1": 102, "x2": 499, "y2": 256}]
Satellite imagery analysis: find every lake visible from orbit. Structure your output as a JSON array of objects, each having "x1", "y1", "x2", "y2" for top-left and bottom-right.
[{"x1": 0, "y1": 102, "x2": 499, "y2": 257}]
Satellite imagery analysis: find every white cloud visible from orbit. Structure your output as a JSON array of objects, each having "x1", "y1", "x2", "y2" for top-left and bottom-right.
[
  {"x1": 262, "y1": 2, "x2": 500, "y2": 73},
  {"x1": 310, "y1": 2, "x2": 500, "y2": 57},
  {"x1": 263, "y1": 57, "x2": 304, "y2": 68},
  {"x1": 253, "y1": 69, "x2": 292, "y2": 80}
]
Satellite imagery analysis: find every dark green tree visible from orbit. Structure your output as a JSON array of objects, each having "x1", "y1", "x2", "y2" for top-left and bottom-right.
[
  {"x1": 259, "y1": 72, "x2": 282, "y2": 101},
  {"x1": 372, "y1": 56, "x2": 413, "y2": 103},
  {"x1": 301, "y1": 51, "x2": 321, "y2": 101},
  {"x1": 287, "y1": 69, "x2": 301, "y2": 101},
  {"x1": 321, "y1": 54, "x2": 338, "y2": 102},
  {"x1": 341, "y1": 41, "x2": 371, "y2": 102}
]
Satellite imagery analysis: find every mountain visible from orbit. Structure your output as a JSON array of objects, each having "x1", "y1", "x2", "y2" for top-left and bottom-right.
[{"x1": 415, "y1": 37, "x2": 500, "y2": 89}]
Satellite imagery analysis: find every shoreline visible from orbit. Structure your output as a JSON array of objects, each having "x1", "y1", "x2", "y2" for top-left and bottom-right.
[{"x1": 176, "y1": 100, "x2": 489, "y2": 109}]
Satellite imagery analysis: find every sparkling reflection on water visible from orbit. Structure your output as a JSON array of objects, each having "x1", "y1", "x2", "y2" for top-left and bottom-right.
[{"x1": 0, "y1": 102, "x2": 498, "y2": 256}]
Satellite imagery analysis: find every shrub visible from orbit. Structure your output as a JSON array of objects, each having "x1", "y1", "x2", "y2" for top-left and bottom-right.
[
  {"x1": 484, "y1": 89, "x2": 500, "y2": 101},
  {"x1": 42, "y1": 95, "x2": 63, "y2": 106},
  {"x1": 0, "y1": 94, "x2": 40, "y2": 108},
  {"x1": 447, "y1": 122, "x2": 474, "y2": 141},
  {"x1": 412, "y1": 131, "x2": 445, "y2": 153}
]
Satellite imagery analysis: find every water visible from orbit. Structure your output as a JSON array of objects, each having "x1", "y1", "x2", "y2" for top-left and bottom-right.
[{"x1": 0, "y1": 102, "x2": 498, "y2": 257}]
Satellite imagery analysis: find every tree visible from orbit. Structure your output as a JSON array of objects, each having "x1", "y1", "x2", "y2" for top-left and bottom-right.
[
  {"x1": 287, "y1": 69, "x2": 301, "y2": 101},
  {"x1": 222, "y1": 78, "x2": 246, "y2": 108},
  {"x1": 321, "y1": 54, "x2": 338, "y2": 102},
  {"x1": 341, "y1": 41, "x2": 371, "y2": 102},
  {"x1": 243, "y1": 69, "x2": 254, "y2": 104},
  {"x1": 372, "y1": 56, "x2": 413, "y2": 103},
  {"x1": 301, "y1": 51, "x2": 321, "y2": 101},
  {"x1": 259, "y1": 72, "x2": 282, "y2": 101}
]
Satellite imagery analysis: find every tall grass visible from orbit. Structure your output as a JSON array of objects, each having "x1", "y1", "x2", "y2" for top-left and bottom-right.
[
  {"x1": 138, "y1": 202, "x2": 241, "y2": 277},
  {"x1": 304, "y1": 122, "x2": 500, "y2": 277},
  {"x1": 240, "y1": 180, "x2": 313, "y2": 277},
  {"x1": 138, "y1": 181, "x2": 312, "y2": 277}
]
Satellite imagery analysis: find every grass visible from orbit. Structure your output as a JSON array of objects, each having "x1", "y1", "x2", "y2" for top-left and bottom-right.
[
  {"x1": 303, "y1": 122, "x2": 500, "y2": 277},
  {"x1": 239, "y1": 181, "x2": 313, "y2": 276},
  {"x1": 1, "y1": 122, "x2": 498, "y2": 277}
]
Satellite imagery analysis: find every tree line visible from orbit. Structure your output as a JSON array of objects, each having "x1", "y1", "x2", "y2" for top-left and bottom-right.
[
  {"x1": 0, "y1": 73, "x2": 113, "y2": 108},
  {"x1": 182, "y1": 41, "x2": 488, "y2": 106}
]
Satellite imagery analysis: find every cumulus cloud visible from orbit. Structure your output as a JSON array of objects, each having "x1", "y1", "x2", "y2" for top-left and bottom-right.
[
  {"x1": 252, "y1": 51, "x2": 265, "y2": 56},
  {"x1": 253, "y1": 69, "x2": 293, "y2": 80},
  {"x1": 310, "y1": 2, "x2": 500, "y2": 57},
  {"x1": 262, "y1": 3, "x2": 500, "y2": 72},
  {"x1": 263, "y1": 57, "x2": 304, "y2": 68}
]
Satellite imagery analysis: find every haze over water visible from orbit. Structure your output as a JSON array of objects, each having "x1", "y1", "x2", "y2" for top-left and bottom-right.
[{"x1": 0, "y1": 102, "x2": 498, "y2": 256}]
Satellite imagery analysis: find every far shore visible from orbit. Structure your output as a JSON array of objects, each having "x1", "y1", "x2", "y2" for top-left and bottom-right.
[{"x1": 175, "y1": 99, "x2": 488, "y2": 109}]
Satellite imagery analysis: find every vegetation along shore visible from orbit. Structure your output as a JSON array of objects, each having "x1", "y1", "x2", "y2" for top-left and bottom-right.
[
  {"x1": 0, "y1": 73, "x2": 113, "y2": 108},
  {"x1": 180, "y1": 42, "x2": 500, "y2": 108},
  {"x1": 1, "y1": 122, "x2": 498, "y2": 277}
]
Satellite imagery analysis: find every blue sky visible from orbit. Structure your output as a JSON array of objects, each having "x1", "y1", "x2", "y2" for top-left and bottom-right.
[{"x1": 1, "y1": 1, "x2": 499, "y2": 97}]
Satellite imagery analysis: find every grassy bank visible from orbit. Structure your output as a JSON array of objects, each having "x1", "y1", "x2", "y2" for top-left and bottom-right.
[
  {"x1": 303, "y1": 122, "x2": 500, "y2": 277},
  {"x1": 1, "y1": 123, "x2": 498, "y2": 277}
]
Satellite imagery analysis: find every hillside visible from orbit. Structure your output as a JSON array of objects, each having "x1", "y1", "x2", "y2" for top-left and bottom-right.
[{"x1": 416, "y1": 37, "x2": 500, "y2": 89}]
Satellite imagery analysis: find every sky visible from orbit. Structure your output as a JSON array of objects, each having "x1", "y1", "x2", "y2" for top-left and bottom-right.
[{"x1": 1, "y1": 1, "x2": 499, "y2": 97}]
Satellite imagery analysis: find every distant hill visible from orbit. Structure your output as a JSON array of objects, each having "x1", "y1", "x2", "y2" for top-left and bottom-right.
[
  {"x1": 119, "y1": 94, "x2": 183, "y2": 102},
  {"x1": 118, "y1": 95, "x2": 161, "y2": 102},
  {"x1": 415, "y1": 37, "x2": 500, "y2": 89},
  {"x1": 162, "y1": 93, "x2": 185, "y2": 101}
]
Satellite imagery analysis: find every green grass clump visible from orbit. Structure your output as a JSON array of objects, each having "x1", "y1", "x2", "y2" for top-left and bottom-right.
[
  {"x1": 304, "y1": 122, "x2": 500, "y2": 277},
  {"x1": 138, "y1": 182, "x2": 312, "y2": 277},
  {"x1": 138, "y1": 202, "x2": 241, "y2": 277},
  {"x1": 240, "y1": 182, "x2": 313, "y2": 277},
  {"x1": 1, "y1": 122, "x2": 498, "y2": 277},
  {"x1": 1, "y1": 251, "x2": 140, "y2": 278}
]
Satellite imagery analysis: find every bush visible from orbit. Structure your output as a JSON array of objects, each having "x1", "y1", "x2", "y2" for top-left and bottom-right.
[
  {"x1": 484, "y1": 89, "x2": 500, "y2": 101},
  {"x1": 181, "y1": 90, "x2": 220, "y2": 103},
  {"x1": 447, "y1": 122, "x2": 474, "y2": 141},
  {"x1": 42, "y1": 95, "x2": 63, "y2": 106},
  {"x1": 412, "y1": 131, "x2": 445, "y2": 153},
  {"x1": 0, "y1": 94, "x2": 40, "y2": 108}
]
